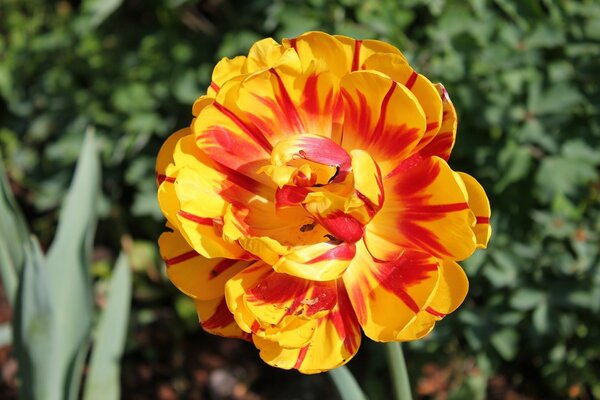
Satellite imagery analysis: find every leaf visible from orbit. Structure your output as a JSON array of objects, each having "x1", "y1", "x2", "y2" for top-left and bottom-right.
[
  {"x1": 510, "y1": 288, "x2": 546, "y2": 311},
  {"x1": 490, "y1": 328, "x2": 518, "y2": 361},
  {"x1": 13, "y1": 237, "x2": 56, "y2": 400},
  {"x1": 82, "y1": 0, "x2": 124, "y2": 29},
  {"x1": 83, "y1": 253, "x2": 131, "y2": 400},
  {"x1": 16, "y1": 128, "x2": 101, "y2": 400},
  {"x1": 0, "y1": 150, "x2": 31, "y2": 305}
]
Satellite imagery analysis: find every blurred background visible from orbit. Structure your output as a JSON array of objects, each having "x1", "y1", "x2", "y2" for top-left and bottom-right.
[{"x1": 1, "y1": 0, "x2": 599, "y2": 399}]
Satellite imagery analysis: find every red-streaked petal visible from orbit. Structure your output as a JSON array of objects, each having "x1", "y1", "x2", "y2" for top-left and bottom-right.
[
  {"x1": 206, "y1": 55, "x2": 247, "y2": 98},
  {"x1": 362, "y1": 53, "x2": 443, "y2": 151},
  {"x1": 343, "y1": 242, "x2": 440, "y2": 342},
  {"x1": 339, "y1": 71, "x2": 426, "y2": 176},
  {"x1": 155, "y1": 128, "x2": 190, "y2": 184},
  {"x1": 350, "y1": 149, "x2": 384, "y2": 217},
  {"x1": 283, "y1": 31, "x2": 350, "y2": 77},
  {"x1": 418, "y1": 83, "x2": 457, "y2": 161},
  {"x1": 195, "y1": 297, "x2": 251, "y2": 340},
  {"x1": 252, "y1": 281, "x2": 361, "y2": 373},
  {"x1": 158, "y1": 230, "x2": 252, "y2": 300},
  {"x1": 333, "y1": 35, "x2": 407, "y2": 72},
  {"x1": 273, "y1": 241, "x2": 356, "y2": 281},
  {"x1": 365, "y1": 156, "x2": 476, "y2": 261},
  {"x1": 457, "y1": 172, "x2": 492, "y2": 248}
]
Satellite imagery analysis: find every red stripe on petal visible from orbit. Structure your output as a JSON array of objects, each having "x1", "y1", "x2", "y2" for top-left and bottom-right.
[
  {"x1": 270, "y1": 68, "x2": 304, "y2": 132},
  {"x1": 178, "y1": 210, "x2": 214, "y2": 226},
  {"x1": 165, "y1": 250, "x2": 200, "y2": 267},
  {"x1": 372, "y1": 81, "x2": 396, "y2": 141},
  {"x1": 374, "y1": 252, "x2": 438, "y2": 313},
  {"x1": 212, "y1": 101, "x2": 273, "y2": 153},
  {"x1": 426, "y1": 306, "x2": 446, "y2": 318},
  {"x1": 476, "y1": 216, "x2": 490, "y2": 224},
  {"x1": 302, "y1": 74, "x2": 320, "y2": 116},
  {"x1": 303, "y1": 283, "x2": 337, "y2": 316},
  {"x1": 403, "y1": 202, "x2": 469, "y2": 216},
  {"x1": 306, "y1": 243, "x2": 356, "y2": 264},
  {"x1": 156, "y1": 173, "x2": 176, "y2": 185},
  {"x1": 289, "y1": 37, "x2": 298, "y2": 51},
  {"x1": 351, "y1": 39, "x2": 362, "y2": 71},
  {"x1": 426, "y1": 121, "x2": 439, "y2": 132},
  {"x1": 405, "y1": 71, "x2": 418, "y2": 90},
  {"x1": 330, "y1": 282, "x2": 361, "y2": 353},
  {"x1": 250, "y1": 320, "x2": 261, "y2": 333},
  {"x1": 209, "y1": 259, "x2": 240, "y2": 280},
  {"x1": 210, "y1": 81, "x2": 220, "y2": 93},
  {"x1": 202, "y1": 298, "x2": 235, "y2": 329},
  {"x1": 294, "y1": 345, "x2": 309, "y2": 369}
]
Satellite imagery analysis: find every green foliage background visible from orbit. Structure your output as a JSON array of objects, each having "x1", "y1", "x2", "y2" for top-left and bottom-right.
[{"x1": 1, "y1": 0, "x2": 599, "y2": 398}]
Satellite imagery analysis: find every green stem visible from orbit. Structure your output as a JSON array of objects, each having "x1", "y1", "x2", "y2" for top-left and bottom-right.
[
  {"x1": 329, "y1": 365, "x2": 368, "y2": 400},
  {"x1": 385, "y1": 342, "x2": 413, "y2": 400}
]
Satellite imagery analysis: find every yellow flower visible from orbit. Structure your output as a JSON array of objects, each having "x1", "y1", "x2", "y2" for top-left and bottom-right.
[{"x1": 156, "y1": 31, "x2": 491, "y2": 374}]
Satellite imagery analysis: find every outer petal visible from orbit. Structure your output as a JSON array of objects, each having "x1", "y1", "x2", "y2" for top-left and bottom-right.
[
  {"x1": 206, "y1": 55, "x2": 247, "y2": 98},
  {"x1": 418, "y1": 84, "x2": 457, "y2": 161},
  {"x1": 155, "y1": 128, "x2": 190, "y2": 184},
  {"x1": 253, "y1": 281, "x2": 361, "y2": 374},
  {"x1": 339, "y1": 71, "x2": 426, "y2": 176},
  {"x1": 283, "y1": 31, "x2": 350, "y2": 77},
  {"x1": 362, "y1": 53, "x2": 443, "y2": 150},
  {"x1": 393, "y1": 259, "x2": 469, "y2": 341},
  {"x1": 158, "y1": 230, "x2": 251, "y2": 300},
  {"x1": 195, "y1": 297, "x2": 251, "y2": 340},
  {"x1": 365, "y1": 156, "x2": 476, "y2": 261},
  {"x1": 457, "y1": 172, "x2": 492, "y2": 248},
  {"x1": 343, "y1": 242, "x2": 439, "y2": 342},
  {"x1": 243, "y1": 38, "x2": 287, "y2": 73},
  {"x1": 333, "y1": 34, "x2": 407, "y2": 72}
]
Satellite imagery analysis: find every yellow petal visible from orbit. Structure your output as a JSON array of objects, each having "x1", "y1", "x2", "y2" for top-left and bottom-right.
[
  {"x1": 418, "y1": 84, "x2": 457, "y2": 161},
  {"x1": 339, "y1": 70, "x2": 426, "y2": 176},
  {"x1": 343, "y1": 241, "x2": 439, "y2": 342},
  {"x1": 362, "y1": 53, "x2": 443, "y2": 150},
  {"x1": 207, "y1": 55, "x2": 247, "y2": 97},
  {"x1": 159, "y1": 230, "x2": 251, "y2": 300},
  {"x1": 243, "y1": 38, "x2": 287, "y2": 73},
  {"x1": 273, "y1": 242, "x2": 356, "y2": 281},
  {"x1": 283, "y1": 31, "x2": 350, "y2": 77},
  {"x1": 365, "y1": 156, "x2": 476, "y2": 261},
  {"x1": 155, "y1": 128, "x2": 190, "y2": 182},
  {"x1": 334, "y1": 34, "x2": 407, "y2": 72},
  {"x1": 195, "y1": 297, "x2": 251, "y2": 340},
  {"x1": 253, "y1": 281, "x2": 361, "y2": 374},
  {"x1": 457, "y1": 172, "x2": 492, "y2": 248}
]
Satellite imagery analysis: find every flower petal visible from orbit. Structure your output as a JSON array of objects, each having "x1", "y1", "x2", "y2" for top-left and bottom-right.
[
  {"x1": 252, "y1": 281, "x2": 361, "y2": 374},
  {"x1": 457, "y1": 172, "x2": 492, "y2": 248},
  {"x1": 195, "y1": 297, "x2": 251, "y2": 340},
  {"x1": 362, "y1": 53, "x2": 443, "y2": 150},
  {"x1": 339, "y1": 71, "x2": 426, "y2": 176},
  {"x1": 365, "y1": 156, "x2": 476, "y2": 261},
  {"x1": 283, "y1": 31, "x2": 350, "y2": 77},
  {"x1": 158, "y1": 230, "x2": 252, "y2": 300},
  {"x1": 418, "y1": 84, "x2": 457, "y2": 161},
  {"x1": 343, "y1": 242, "x2": 440, "y2": 342},
  {"x1": 273, "y1": 242, "x2": 356, "y2": 281},
  {"x1": 333, "y1": 34, "x2": 407, "y2": 72},
  {"x1": 155, "y1": 128, "x2": 190, "y2": 184},
  {"x1": 206, "y1": 55, "x2": 247, "y2": 98},
  {"x1": 243, "y1": 38, "x2": 287, "y2": 73}
]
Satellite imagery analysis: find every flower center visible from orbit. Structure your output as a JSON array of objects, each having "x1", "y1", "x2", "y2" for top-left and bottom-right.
[{"x1": 260, "y1": 135, "x2": 384, "y2": 244}]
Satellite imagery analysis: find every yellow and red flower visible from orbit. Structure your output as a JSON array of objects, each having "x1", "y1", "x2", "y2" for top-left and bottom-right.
[{"x1": 156, "y1": 31, "x2": 491, "y2": 374}]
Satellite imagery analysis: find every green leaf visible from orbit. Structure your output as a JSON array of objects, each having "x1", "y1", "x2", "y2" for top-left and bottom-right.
[
  {"x1": 0, "y1": 150, "x2": 31, "y2": 305},
  {"x1": 83, "y1": 253, "x2": 131, "y2": 400},
  {"x1": 510, "y1": 288, "x2": 546, "y2": 311},
  {"x1": 44, "y1": 127, "x2": 101, "y2": 400},
  {"x1": 490, "y1": 328, "x2": 519, "y2": 361},
  {"x1": 81, "y1": 0, "x2": 124, "y2": 29},
  {"x1": 13, "y1": 238, "x2": 55, "y2": 400}
]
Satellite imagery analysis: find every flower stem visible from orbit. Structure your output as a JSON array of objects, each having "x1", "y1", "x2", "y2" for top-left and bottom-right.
[
  {"x1": 329, "y1": 365, "x2": 368, "y2": 400},
  {"x1": 385, "y1": 342, "x2": 413, "y2": 400}
]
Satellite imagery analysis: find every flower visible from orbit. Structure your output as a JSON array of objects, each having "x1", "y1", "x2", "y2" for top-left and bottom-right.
[{"x1": 156, "y1": 31, "x2": 491, "y2": 374}]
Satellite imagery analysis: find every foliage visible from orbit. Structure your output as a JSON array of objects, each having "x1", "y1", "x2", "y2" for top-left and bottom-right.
[
  {"x1": 1, "y1": 0, "x2": 599, "y2": 398},
  {"x1": 1, "y1": 131, "x2": 131, "y2": 400}
]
